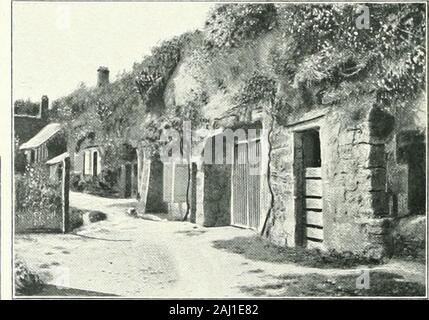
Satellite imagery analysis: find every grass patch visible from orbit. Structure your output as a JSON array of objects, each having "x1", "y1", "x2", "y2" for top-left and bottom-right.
[
  {"x1": 240, "y1": 272, "x2": 426, "y2": 297},
  {"x1": 212, "y1": 235, "x2": 381, "y2": 269}
]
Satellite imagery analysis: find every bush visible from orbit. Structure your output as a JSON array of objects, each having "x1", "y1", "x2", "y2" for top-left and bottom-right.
[
  {"x1": 69, "y1": 207, "x2": 84, "y2": 230},
  {"x1": 15, "y1": 259, "x2": 44, "y2": 296},
  {"x1": 204, "y1": 4, "x2": 277, "y2": 49},
  {"x1": 70, "y1": 170, "x2": 119, "y2": 198},
  {"x1": 15, "y1": 164, "x2": 63, "y2": 232},
  {"x1": 88, "y1": 210, "x2": 107, "y2": 223}
]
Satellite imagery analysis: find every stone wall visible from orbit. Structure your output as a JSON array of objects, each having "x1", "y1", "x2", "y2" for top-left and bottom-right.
[{"x1": 265, "y1": 99, "x2": 397, "y2": 259}]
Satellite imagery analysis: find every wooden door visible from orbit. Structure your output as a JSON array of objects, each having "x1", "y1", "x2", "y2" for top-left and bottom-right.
[
  {"x1": 232, "y1": 142, "x2": 248, "y2": 227},
  {"x1": 231, "y1": 139, "x2": 261, "y2": 230},
  {"x1": 301, "y1": 129, "x2": 323, "y2": 249}
]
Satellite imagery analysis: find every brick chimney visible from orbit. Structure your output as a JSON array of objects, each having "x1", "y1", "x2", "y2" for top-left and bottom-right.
[
  {"x1": 40, "y1": 95, "x2": 49, "y2": 120},
  {"x1": 97, "y1": 66, "x2": 110, "y2": 87}
]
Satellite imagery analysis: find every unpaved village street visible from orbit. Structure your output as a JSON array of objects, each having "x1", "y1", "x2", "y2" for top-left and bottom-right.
[{"x1": 15, "y1": 192, "x2": 426, "y2": 297}]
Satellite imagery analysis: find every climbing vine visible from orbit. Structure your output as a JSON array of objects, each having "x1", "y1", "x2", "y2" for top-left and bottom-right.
[
  {"x1": 46, "y1": 3, "x2": 425, "y2": 174},
  {"x1": 135, "y1": 32, "x2": 198, "y2": 111},
  {"x1": 204, "y1": 4, "x2": 277, "y2": 50},
  {"x1": 272, "y1": 3, "x2": 426, "y2": 107}
]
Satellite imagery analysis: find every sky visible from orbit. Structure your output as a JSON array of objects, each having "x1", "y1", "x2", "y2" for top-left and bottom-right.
[{"x1": 12, "y1": 1, "x2": 213, "y2": 102}]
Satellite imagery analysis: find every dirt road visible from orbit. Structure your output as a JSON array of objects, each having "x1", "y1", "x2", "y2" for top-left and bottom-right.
[{"x1": 15, "y1": 192, "x2": 426, "y2": 297}]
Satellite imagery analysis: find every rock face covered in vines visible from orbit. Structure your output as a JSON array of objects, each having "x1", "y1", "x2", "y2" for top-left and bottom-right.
[{"x1": 51, "y1": 3, "x2": 425, "y2": 162}]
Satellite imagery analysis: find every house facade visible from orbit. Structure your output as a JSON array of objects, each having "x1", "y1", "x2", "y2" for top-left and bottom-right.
[
  {"x1": 14, "y1": 96, "x2": 50, "y2": 172},
  {"x1": 74, "y1": 145, "x2": 103, "y2": 177},
  {"x1": 19, "y1": 122, "x2": 67, "y2": 166},
  {"x1": 151, "y1": 89, "x2": 424, "y2": 259}
]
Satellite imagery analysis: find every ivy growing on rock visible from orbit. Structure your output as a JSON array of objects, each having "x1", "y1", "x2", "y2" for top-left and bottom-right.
[
  {"x1": 46, "y1": 3, "x2": 425, "y2": 171},
  {"x1": 273, "y1": 3, "x2": 426, "y2": 108},
  {"x1": 234, "y1": 72, "x2": 277, "y2": 110},
  {"x1": 135, "y1": 32, "x2": 200, "y2": 112},
  {"x1": 204, "y1": 4, "x2": 277, "y2": 50}
]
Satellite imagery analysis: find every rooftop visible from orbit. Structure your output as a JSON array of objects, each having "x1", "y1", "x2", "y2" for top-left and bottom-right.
[
  {"x1": 46, "y1": 152, "x2": 69, "y2": 165},
  {"x1": 19, "y1": 123, "x2": 62, "y2": 150}
]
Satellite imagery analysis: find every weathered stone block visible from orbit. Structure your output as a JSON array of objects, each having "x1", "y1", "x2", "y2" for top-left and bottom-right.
[
  {"x1": 350, "y1": 143, "x2": 386, "y2": 168},
  {"x1": 270, "y1": 128, "x2": 291, "y2": 149},
  {"x1": 270, "y1": 148, "x2": 293, "y2": 174},
  {"x1": 360, "y1": 191, "x2": 389, "y2": 217},
  {"x1": 365, "y1": 218, "x2": 392, "y2": 235}
]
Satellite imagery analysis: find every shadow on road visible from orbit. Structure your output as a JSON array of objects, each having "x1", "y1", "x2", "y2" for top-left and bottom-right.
[
  {"x1": 212, "y1": 235, "x2": 381, "y2": 269},
  {"x1": 239, "y1": 271, "x2": 426, "y2": 297}
]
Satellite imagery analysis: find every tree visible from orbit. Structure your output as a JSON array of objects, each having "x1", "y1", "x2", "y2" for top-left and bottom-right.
[{"x1": 14, "y1": 99, "x2": 39, "y2": 116}]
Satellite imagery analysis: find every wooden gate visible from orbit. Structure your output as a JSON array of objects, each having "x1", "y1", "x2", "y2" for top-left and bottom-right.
[
  {"x1": 304, "y1": 167, "x2": 323, "y2": 248},
  {"x1": 231, "y1": 139, "x2": 261, "y2": 229}
]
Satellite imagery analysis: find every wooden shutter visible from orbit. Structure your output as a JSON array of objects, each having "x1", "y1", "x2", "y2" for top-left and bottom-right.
[
  {"x1": 84, "y1": 150, "x2": 91, "y2": 175},
  {"x1": 163, "y1": 163, "x2": 173, "y2": 202},
  {"x1": 173, "y1": 164, "x2": 189, "y2": 203},
  {"x1": 304, "y1": 167, "x2": 324, "y2": 249}
]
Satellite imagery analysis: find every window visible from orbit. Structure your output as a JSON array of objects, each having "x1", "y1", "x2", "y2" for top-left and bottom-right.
[
  {"x1": 84, "y1": 150, "x2": 91, "y2": 175},
  {"x1": 83, "y1": 148, "x2": 102, "y2": 176}
]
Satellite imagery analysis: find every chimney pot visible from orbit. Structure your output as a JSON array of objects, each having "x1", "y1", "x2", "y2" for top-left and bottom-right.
[
  {"x1": 97, "y1": 66, "x2": 110, "y2": 87},
  {"x1": 40, "y1": 95, "x2": 49, "y2": 120}
]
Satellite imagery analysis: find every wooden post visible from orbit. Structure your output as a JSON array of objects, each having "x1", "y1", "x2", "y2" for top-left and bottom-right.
[{"x1": 62, "y1": 157, "x2": 70, "y2": 233}]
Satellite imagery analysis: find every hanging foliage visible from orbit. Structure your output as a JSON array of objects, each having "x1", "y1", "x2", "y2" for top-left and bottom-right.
[
  {"x1": 135, "y1": 32, "x2": 199, "y2": 111},
  {"x1": 204, "y1": 4, "x2": 277, "y2": 50},
  {"x1": 234, "y1": 72, "x2": 277, "y2": 109},
  {"x1": 272, "y1": 3, "x2": 425, "y2": 107}
]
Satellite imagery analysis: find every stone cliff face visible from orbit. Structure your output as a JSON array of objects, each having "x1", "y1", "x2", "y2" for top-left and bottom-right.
[{"x1": 161, "y1": 29, "x2": 425, "y2": 259}]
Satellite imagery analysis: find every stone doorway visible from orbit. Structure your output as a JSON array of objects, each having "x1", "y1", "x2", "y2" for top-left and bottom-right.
[
  {"x1": 294, "y1": 128, "x2": 324, "y2": 249},
  {"x1": 231, "y1": 137, "x2": 262, "y2": 230}
]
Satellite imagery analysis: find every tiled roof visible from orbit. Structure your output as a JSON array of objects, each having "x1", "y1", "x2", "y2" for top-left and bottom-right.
[
  {"x1": 19, "y1": 123, "x2": 62, "y2": 150},
  {"x1": 46, "y1": 152, "x2": 69, "y2": 165}
]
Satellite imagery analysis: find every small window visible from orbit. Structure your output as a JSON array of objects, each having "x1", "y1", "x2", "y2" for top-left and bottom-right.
[{"x1": 83, "y1": 150, "x2": 91, "y2": 175}]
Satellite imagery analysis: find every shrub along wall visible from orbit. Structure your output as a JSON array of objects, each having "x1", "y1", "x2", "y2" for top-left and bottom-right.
[
  {"x1": 15, "y1": 165, "x2": 63, "y2": 232},
  {"x1": 70, "y1": 169, "x2": 121, "y2": 198}
]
